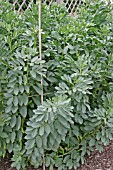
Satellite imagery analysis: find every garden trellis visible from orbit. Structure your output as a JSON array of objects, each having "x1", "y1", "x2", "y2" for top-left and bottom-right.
[
  {"x1": 5, "y1": 0, "x2": 84, "y2": 13},
  {"x1": 6, "y1": 0, "x2": 113, "y2": 13},
  {"x1": 8, "y1": 0, "x2": 87, "y2": 13}
]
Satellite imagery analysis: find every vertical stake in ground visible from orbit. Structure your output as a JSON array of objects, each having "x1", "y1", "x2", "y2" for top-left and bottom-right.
[
  {"x1": 38, "y1": 0, "x2": 45, "y2": 170},
  {"x1": 38, "y1": 0, "x2": 43, "y2": 104}
]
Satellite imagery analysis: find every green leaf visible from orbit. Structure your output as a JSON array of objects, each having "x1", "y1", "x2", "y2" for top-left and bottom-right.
[
  {"x1": 7, "y1": 97, "x2": 13, "y2": 105},
  {"x1": 96, "y1": 144, "x2": 103, "y2": 153},
  {"x1": 10, "y1": 115, "x2": 16, "y2": 128},
  {"x1": 39, "y1": 126, "x2": 44, "y2": 136},
  {"x1": 39, "y1": 147, "x2": 44, "y2": 156},
  {"x1": 13, "y1": 96, "x2": 18, "y2": 106},
  {"x1": 30, "y1": 70, "x2": 36, "y2": 78},
  {"x1": 45, "y1": 124, "x2": 51, "y2": 135},
  {"x1": 96, "y1": 132, "x2": 101, "y2": 140},
  {"x1": 36, "y1": 136, "x2": 42, "y2": 148},
  {"x1": 5, "y1": 104, "x2": 12, "y2": 113},
  {"x1": 89, "y1": 138, "x2": 95, "y2": 146},
  {"x1": 81, "y1": 156, "x2": 85, "y2": 164},
  {"x1": 23, "y1": 93, "x2": 28, "y2": 105},
  {"x1": 63, "y1": 155, "x2": 70, "y2": 163},
  {"x1": 32, "y1": 96, "x2": 40, "y2": 105},
  {"x1": 75, "y1": 114, "x2": 83, "y2": 124},
  {"x1": 16, "y1": 116, "x2": 21, "y2": 130},
  {"x1": 49, "y1": 133, "x2": 55, "y2": 146},
  {"x1": 25, "y1": 85, "x2": 29, "y2": 93},
  {"x1": 55, "y1": 158, "x2": 63, "y2": 167},
  {"x1": 36, "y1": 114, "x2": 44, "y2": 122},
  {"x1": 18, "y1": 76, "x2": 22, "y2": 85},
  {"x1": 23, "y1": 75, "x2": 27, "y2": 85},
  {"x1": 31, "y1": 56, "x2": 38, "y2": 63},
  {"x1": 17, "y1": 130, "x2": 22, "y2": 142},
  {"x1": 102, "y1": 127, "x2": 105, "y2": 136},
  {"x1": 25, "y1": 139, "x2": 35, "y2": 149},
  {"x1": 4, "y1": 126, "x2": 12, "y2": 133},
  {"x1": 101, "y1": 136, "x2": 106, "y2": 143},
  {"x1": 47, "y1": 77, "x2": 58, "y2": 83},
  {"x1": 11, "y1": 131, "x2": 16, "y2": 143},
  {"x1": 9, "y1": 77, "x2": 17, "y2": 83},
  {"x1": 107, "y1": 122, "x2": 113, "y2": 128},
  {"x1": 1, "y1": 132, "x2": 8, "y2": 138},
  {"x1": 14, "y1": 87, "x2": 19, "y2": 95},
  {"x1": 18, "y1": 95, "x2": 24, "y2": 106},
  {"x1": 7, "y1": 143, "x2": 13, "y2": 153},
  {"x1": 19, "y1": 85, "x2": 24, "y2": 93},
  {"x1": 42, "y1": 135, "x2": 47, "y2": 147},
  {"x1": 58, "y1": 115, "x2": 68, "y2": 128},
  {"x1": 31, "y1": 128, "x2": 37, "y2": 138},
  {"x1": 12, "y1": 106, "x2": 18, "y2": 113},
  {"x1": 49, "y1": 165, "x2": 53, "y2": 170},
  {"x1": 32, "y1": 85, "x2": 42, "y2": 95},
  {"x1": 76, "y1": 155, "x2": 81, "y2": 162},
  {"x1": 34, "y1": 147, "x2": 39, "y2": 157},
  {"x1": 66, "y1": 159, "x2": 73, "y2": 169},
  {"x1": 46, "y1": 156, "x2": 51, "y2": 167},
  {"x1": 19, "y1": 106, "x2": 27, "y2": 118}
]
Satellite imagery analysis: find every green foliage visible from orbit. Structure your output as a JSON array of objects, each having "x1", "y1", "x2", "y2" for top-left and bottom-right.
[
  {"x1": 25, "y1": 95, "x2": 74, "y2": 166},
  {"x1": 11, "y1": 144, "x2": 26, "y2": 170},
  {"x1": 0, "y1": 1, "x2": 113, "y2": 169}
]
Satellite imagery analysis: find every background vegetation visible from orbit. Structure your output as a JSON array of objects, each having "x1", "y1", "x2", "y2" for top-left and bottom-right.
[{"x1": 0, "y1": 1, "x2": 113, "y2": 169}]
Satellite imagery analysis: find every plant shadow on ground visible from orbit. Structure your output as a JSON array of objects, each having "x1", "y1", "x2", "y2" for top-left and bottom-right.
[{"x1": 1, "y1": 141, "x2": 113, "y2": 170}]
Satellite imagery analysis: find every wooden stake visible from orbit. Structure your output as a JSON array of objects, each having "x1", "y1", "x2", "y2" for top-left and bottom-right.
[
  {"x1": 38, "y1": 1, "x2": 45, "y2": 170},
  {"x1": 38, "y1": 0, "x2": 43, "y2": 104}
]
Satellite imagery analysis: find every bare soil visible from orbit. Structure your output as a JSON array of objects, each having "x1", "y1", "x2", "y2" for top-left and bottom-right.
[{"x1": 1, "y1": 141, "x2": 113, "y2": 170}]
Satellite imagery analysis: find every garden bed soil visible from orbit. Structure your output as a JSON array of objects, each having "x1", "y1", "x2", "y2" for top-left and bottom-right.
[{"x1": 1, "y1": 141, "x2": 113, "y2": 170}]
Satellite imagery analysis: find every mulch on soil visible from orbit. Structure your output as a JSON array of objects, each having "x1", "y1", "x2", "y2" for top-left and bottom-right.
[
  {"x1": 1, "y1": 141, "x2": 113, "y2": 170},
  {"x1": 77, "y1": 141, "x2": 113, "y2": 170}
]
